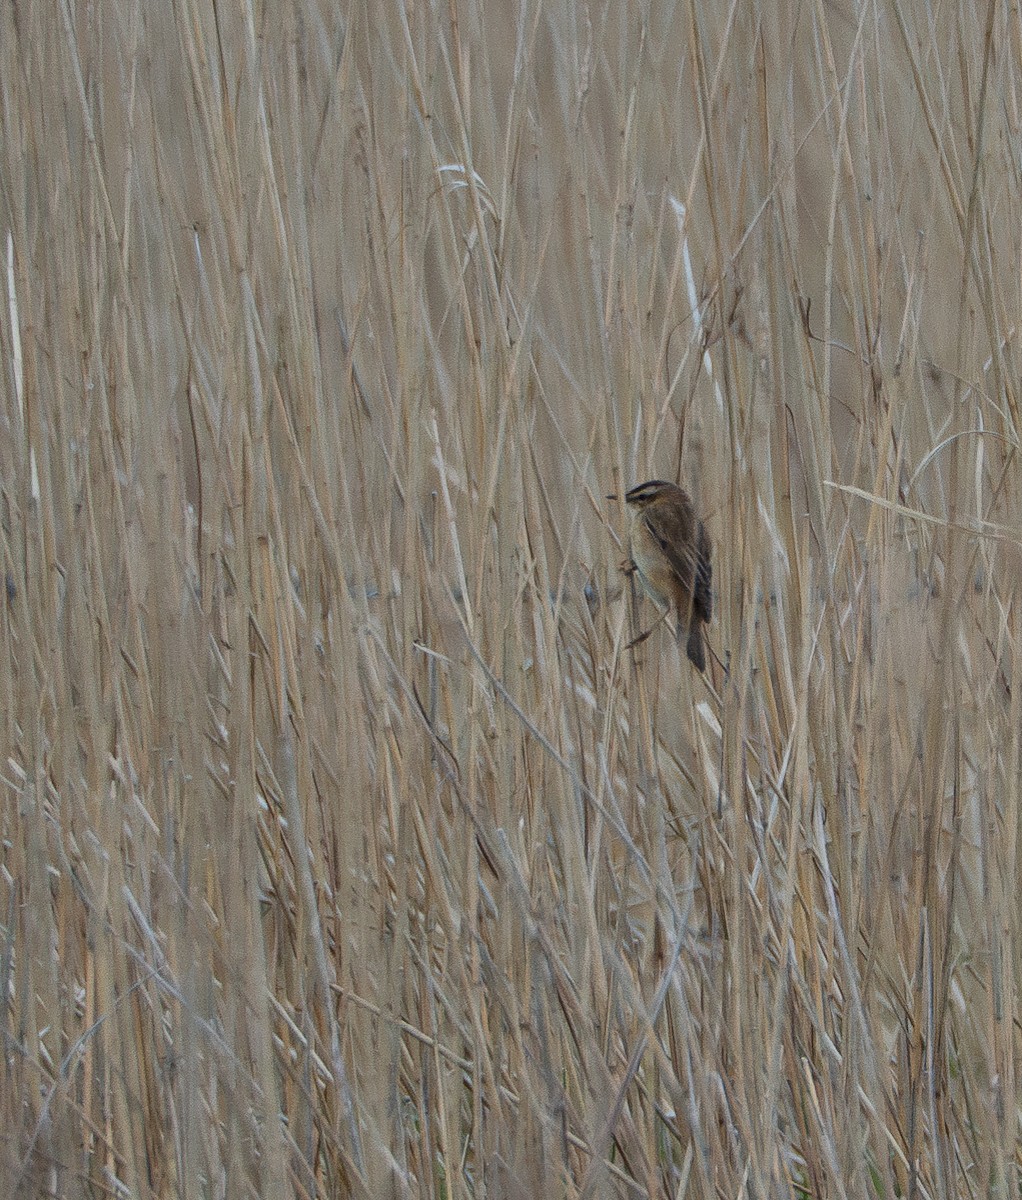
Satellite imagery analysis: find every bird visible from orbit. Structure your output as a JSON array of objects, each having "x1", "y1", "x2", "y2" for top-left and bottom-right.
[{"x1": 619, "y1": 480, "x2": 712, "y2": 670}]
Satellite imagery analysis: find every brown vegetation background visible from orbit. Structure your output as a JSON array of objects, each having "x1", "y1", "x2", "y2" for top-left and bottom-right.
[{"x1": 2, "y1": 1, "x2": 1020, "y2": 1196}]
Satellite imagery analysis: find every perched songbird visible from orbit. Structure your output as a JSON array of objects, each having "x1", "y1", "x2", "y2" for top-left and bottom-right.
[{"x1": 622, "y1": 480, "x2": 712, "y2": 670}]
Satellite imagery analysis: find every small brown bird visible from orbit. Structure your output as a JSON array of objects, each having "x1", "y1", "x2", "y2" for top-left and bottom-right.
[{"x1": 621, "y1": 480, "x2": 712, "y2": 670}]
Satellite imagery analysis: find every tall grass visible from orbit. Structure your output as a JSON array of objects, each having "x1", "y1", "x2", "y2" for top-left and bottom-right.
[{"x1": 1, "y1": 1, "x2": 1019, "y2": 1196}]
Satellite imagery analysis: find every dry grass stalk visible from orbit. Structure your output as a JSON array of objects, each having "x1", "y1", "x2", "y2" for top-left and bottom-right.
[{"x1": 1, "y1": 1, "x2": 1020, "y2": 1197}]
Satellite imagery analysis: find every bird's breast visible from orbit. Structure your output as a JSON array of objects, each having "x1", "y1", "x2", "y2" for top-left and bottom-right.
[{"x1": 630, "y1": 522, "x2": 676, "y2": 608}]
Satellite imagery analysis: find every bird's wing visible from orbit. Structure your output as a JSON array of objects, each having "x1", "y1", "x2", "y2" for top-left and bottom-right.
[
  {"x1": 641, "y1": 504, "x2": 695, "y2": 590},
  {"x1": 642, "y1": 505, "x2": 713, "y2": 623}
]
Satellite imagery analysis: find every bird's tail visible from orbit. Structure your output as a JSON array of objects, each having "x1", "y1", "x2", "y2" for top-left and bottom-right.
[{"x1": 685, "y1": 622, "x2": 706, "y2": 671}]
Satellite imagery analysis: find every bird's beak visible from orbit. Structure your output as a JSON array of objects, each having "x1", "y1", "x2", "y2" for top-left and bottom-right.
[{"x1": 606, "y1": 493, "x2": 618, "y2": 500}]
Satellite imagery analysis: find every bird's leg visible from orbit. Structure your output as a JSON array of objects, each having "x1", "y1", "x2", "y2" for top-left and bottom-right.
[
  {"x1": 621, "y1": 557, "x2": 671, "y2": 649},
  {"x1": 625, "y1": 602, "x2": 672, "y2": 650}
]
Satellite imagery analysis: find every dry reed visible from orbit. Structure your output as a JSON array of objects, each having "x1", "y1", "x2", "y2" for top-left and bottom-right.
[{"x1": 1, "y1": 1, "x2": 1020, "y2": 1197}]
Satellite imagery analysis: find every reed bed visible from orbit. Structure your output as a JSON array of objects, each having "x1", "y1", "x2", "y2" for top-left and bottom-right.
[{"x1": 1, "y1": 1, "x2": 1020, "y2": 1196}]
